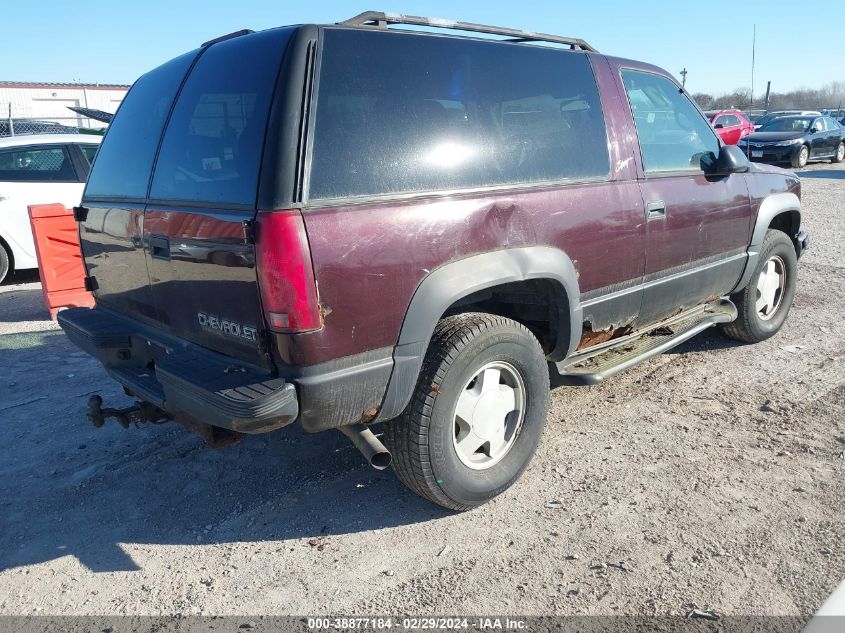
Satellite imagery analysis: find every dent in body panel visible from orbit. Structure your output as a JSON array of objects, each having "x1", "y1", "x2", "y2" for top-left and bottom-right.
[{"x1": 283, "y1": 178, "x2": 646, "y2": 368}]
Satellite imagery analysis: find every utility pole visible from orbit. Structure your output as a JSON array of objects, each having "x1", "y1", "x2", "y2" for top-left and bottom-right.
[
  {"x1": 680, "y1": 68, "x2": 688, "y2": 88},
  {"x1": 764, "y1": 81, "x2": 771, "y2": 114},
  {"x1": 750, "y1": 24, "x2": 756, "y2": 109}
]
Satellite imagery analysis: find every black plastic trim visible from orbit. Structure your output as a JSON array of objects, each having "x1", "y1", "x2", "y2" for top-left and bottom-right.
[
  {"x1": 257, "y1": 25, "x2": 318, "y2": 211},
  {"x1": 375, "y1": 246, "x2": 582, "y2": 422},
  {"x1": 58, "y1": 307, "x2": 298, "y2": 434}
]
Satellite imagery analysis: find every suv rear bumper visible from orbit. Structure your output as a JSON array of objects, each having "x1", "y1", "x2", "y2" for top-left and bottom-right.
[{"x1": 58, "y1": 307, "x2": 298, "y2": 434}]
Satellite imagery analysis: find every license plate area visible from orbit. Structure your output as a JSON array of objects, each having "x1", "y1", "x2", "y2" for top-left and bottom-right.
[{"x1": 752, "y1": 150, "x2": 763, "y2": 158}]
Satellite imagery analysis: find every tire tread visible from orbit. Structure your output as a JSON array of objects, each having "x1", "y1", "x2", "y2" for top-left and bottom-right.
[
  {"x1": 384, "y1": 312, "x2": 544, "y2": 511},
  {"x1": 722, "y1": 229, "x2": 796, "y2": 343}
]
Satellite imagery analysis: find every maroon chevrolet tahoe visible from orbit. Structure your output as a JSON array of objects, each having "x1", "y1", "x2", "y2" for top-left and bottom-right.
[{"x1": 59, "y1": 12, "x2": 809, "y2": 510}]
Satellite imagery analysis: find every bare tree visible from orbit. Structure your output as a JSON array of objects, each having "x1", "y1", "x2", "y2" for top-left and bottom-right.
[{"x1": 690, "y1": 81, "x2": 845, "y2": 112}]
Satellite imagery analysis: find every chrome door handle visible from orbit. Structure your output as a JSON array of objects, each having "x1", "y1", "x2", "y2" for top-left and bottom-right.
[{"x1": 646, "y1": 200, "x2": 666, "y2": 220}]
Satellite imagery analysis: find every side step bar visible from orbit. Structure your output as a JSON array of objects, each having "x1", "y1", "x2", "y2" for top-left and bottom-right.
[{"x1": 555, "y1": 299, "x2": 737, "y2": 386}]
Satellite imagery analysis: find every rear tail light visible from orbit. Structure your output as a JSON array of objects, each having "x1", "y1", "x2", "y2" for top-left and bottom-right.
[{"x1": 255, "y1": 210, "x2": 321, "y2": 333}]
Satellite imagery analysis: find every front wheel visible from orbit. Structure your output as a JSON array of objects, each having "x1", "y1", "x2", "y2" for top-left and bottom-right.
[
  {"x1": 791, "y1": 145, "x2": 809, "y2": 168},
  {"x1": 384, "y1": 313, "x2": 549, "y2": 511},
  {"x1": 833, "y1": 141, "x2": 845, "y2": 164},
  {"x1": 721, "y1": 229, "x2": 798, "y2": 344}
]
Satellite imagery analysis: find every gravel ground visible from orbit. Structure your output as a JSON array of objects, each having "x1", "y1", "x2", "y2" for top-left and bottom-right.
[{"x1": 0, "y1": 163, "x2": 843, "y2": 617}]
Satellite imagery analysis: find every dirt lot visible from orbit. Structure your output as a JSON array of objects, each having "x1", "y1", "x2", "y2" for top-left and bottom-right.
[{"x1": 0, "y1": 163, "x2": 843, "y2": 618}]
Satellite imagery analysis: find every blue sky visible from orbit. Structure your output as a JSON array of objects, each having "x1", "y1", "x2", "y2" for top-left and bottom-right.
[{"x1": 2, "y1": 0, "x2": 840, "y2": 96}]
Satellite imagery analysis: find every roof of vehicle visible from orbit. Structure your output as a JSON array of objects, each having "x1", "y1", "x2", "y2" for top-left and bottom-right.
[
  {"x1": 204, "y1": 11, "x2": 598, "y2": 52},
  {"x1": 0, "y1": 134, "x2": 102, "y2": 149},
  {"x1": 705, "y1": 109, "x2": 747, "y2": 118},
  {"x1": 332, "y1": 11, "x2": 598, "y2": 51},
  {"x1": 766, "y1": 110, "x2": 821, "y2": 116}
]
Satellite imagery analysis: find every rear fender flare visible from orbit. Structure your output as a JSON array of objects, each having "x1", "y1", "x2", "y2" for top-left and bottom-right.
[{"x1": 376, "y1": 246, "x2": 582, "y2": 422}]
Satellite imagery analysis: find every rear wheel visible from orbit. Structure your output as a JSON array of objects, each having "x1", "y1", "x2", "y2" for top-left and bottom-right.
[
  {"x1": 721, "y1": 230, "x2": 797, "y2": 343},
  {"x1": 0, "y1": 246, "x2": 10, "y2": 284},
  {"x1": 791, "y1": 145, "x2": 809, "y2": 168},
  {"x1": 384, "y1": 313, "x2": 549, "y2": 511},
  {"x1": 833, "y1": 141, "x2": 845, "y2": 163}
]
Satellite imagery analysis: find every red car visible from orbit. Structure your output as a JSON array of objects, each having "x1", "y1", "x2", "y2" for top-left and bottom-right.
[{"x1": 707, "y1": 109, "x2": 755, "y2": 144}]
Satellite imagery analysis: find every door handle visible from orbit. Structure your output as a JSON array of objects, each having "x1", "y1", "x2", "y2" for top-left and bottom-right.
[
  {"x1": 149, "y1": 235, "x2": 171, "y2": 260},
  {"x1": 646, "y1": 200, "x2": 666, "y2": 220}
]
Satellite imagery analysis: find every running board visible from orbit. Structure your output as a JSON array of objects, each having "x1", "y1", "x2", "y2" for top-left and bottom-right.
[{"x1": 555, "y1": 299, "x2": 737, "y2": 386}]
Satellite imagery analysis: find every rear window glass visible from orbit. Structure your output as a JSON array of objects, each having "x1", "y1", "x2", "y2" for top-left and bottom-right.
[
  {"x1": 309, "y1": 29, "x2": 610, "y2": 201},
  {"x1": 0, "y1": 147, "x2": 77, "y2": 182},
  {"x1": 149, "y1": 28, "x2": 292, "y2": 206},
  {"x1": 85, "y1": 51, "x2": 197, "y2": 200},
  {"x1": 0, "y1": 146, "x2": 76, "y2": 182},
  {"x1": 80, "y1": 145, "x2": 99, "y2": 166}
]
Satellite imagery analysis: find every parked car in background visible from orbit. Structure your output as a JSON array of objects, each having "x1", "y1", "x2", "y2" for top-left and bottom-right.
[
  {"x1": 753, "y1": 110, "x2": 821, "y2": 130},
  {"x1": 0, "y1": 134, "x2": 100, "y2": 282},
  {"x1": 822, "y1": 108, "x2": 845, "y2": 119},
  {"x1": 705, "y1": 110, "x2": 754, "y2": 144},
  {"x1": 739, "y1": 115, "x2": 844, "y2": 168},
  {"x1": 0, "y1": 119, "x2": 80, "y2": 137}
]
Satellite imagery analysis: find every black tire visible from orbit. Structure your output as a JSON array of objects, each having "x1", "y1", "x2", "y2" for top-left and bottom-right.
[
  {"x1": 721, "y1": 230, "x2": 797, "y2": 343},
  {"x1": 0, "y1": 245, "x2": 10, "y2": 284},
  {"x1": 790, "y1": 144, "x2": 809, "y2": 168},
  {"x1": 383, "y1": 313, "x2": 549, "y2": 511},
  {"x1": 833, "y1": 141, "x2": 845, "y2": 164}
]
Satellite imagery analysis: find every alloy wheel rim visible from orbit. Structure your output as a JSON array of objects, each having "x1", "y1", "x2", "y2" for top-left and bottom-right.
[
  {"x1": 756, "y1": 255, "x2": 786, "y2": 321},
  {"x1": 452, "y1": 360, "x2": 526, "y2": 470},
  {"x1": 799, "y1": 146, "x2": 808, "y2": 166},
  {"x1": 838, "y1": 144, "x2": 845, "y2": 162}
]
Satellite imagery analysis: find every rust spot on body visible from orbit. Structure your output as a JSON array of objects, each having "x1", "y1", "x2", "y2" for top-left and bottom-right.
[
  {"x1": 359, "y1": 407, "x2": 379, "y2": 424},
  {"x1": 577, "y1": 318, "x2": 635, "y2": 350}
]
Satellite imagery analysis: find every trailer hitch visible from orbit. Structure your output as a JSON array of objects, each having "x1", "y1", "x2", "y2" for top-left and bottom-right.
[{"x1": 87, "y1": 395, "x2": 169, "y2": 429}]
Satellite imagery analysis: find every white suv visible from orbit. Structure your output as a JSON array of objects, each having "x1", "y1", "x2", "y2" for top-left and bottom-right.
[{"x1": 0, "y1": 134, "x2": 101, "y2": 282}]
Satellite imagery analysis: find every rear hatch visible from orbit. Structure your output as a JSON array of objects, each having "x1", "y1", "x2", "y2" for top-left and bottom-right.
[{"x1": 79, "y1": 28, "x2": 295, "y2": 370}]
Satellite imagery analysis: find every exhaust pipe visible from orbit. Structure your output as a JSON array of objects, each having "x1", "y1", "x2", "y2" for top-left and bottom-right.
[{"x1": 339, "y1": 424, "x2": 392, "y2": 470}]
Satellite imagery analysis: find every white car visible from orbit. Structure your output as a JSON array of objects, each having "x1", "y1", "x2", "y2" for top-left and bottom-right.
[{"x1": 0, "y1": 134, "x2": 101, "y2": 283}]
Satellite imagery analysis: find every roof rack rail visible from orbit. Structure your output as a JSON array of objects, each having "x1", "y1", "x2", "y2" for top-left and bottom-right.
[
  {"x1": 338, "y1": 11, "x2": 597, "y2": 52},
  {"x1": 201, "y1": 29, "x2": 254, "y2": 47}
]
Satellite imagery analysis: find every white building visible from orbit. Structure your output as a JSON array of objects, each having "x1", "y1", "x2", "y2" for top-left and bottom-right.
[{"x1": 0, "y1": 81, "x2": 129, "y2": 130}]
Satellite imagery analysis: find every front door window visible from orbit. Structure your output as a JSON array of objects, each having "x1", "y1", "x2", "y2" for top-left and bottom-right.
[{"x1": 622, "y1": 70, "x2": 720, "y2": 173}]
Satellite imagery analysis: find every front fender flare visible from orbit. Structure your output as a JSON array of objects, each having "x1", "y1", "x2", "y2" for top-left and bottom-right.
[
  {"x1": 376, "y1": 246, "x2": 582, "y2": 422},
  {"x1": 733, "y1": 192, "x2": 801, "y2": 292}
]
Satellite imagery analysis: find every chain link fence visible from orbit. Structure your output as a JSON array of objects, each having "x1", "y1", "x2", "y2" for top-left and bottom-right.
[{"x1": 1, "y1": 116, "x2": 106, "y2": 138}]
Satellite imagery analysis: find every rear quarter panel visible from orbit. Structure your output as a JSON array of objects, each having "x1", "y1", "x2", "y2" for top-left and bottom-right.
[{"x1": 287, "y1": 181, "x2": 644, "y2": 367}]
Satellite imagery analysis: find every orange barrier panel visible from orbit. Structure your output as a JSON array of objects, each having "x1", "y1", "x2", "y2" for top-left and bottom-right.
[{"x1": 28, "y1": 203, "x2": 94, "y2": 320}]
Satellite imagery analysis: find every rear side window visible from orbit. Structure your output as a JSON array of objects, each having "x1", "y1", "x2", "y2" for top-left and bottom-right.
[
  {"x1": 149, "y1": 28, "x2": 293, "y2": 207},
  {"x1": 0, "y1": 146, "x2": 76, "y2": 182},
  {"x1": 309, "y1": 29, "x2": 610, "y2": 201},
  {"x1": 85, "y1": 51, "x2": 197, "y2": 200}
]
